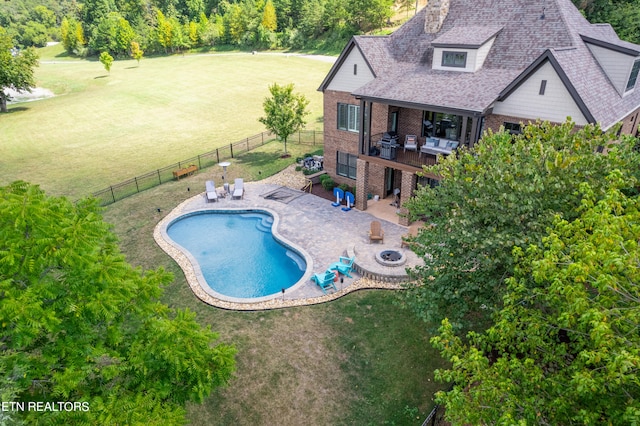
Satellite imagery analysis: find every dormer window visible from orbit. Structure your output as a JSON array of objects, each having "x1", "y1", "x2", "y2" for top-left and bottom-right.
[
  {"x1": 626, "y1": 59, "x2": 640, "y2": 92},
  {"x1": 431, "y1": 25, "x2": 502, "y2": 72},
  {"x1": 442, "y1": 51, "x2": 467, "y2": 68}
]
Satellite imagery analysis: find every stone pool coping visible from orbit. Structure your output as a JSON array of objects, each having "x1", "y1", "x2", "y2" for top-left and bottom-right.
[{"x1": 153, "y1": 183, "x2": 421, "y2": 311}]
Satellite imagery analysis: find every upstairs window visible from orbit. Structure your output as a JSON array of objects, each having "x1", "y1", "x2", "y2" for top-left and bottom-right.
[
  {"x1": 337, "y1": 103, "x2": 360, "y2": 132},
  {"x1": 626, "y1": 59, "x2": 640, "y2": 92},
  {"x1": 442, "y1": 51, "x2": 467, "y2": 68}
]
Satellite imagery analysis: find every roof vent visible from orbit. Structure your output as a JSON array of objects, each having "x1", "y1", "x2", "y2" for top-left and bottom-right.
[{"x1": 425, "y1": 0, "x2": 450, "y2": 33}]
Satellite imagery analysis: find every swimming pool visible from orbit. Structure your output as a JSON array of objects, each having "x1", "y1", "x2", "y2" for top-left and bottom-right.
[{"x1": 165, "y1": 210, "x2": 307, "y2": 300}]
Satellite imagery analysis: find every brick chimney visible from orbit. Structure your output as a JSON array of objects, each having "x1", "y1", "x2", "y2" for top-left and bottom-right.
[{"x1": 424, "y1": 0, "x2": 450, "y2": 33}]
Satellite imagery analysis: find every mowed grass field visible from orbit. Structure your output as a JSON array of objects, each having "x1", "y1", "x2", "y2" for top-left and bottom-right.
[{"x1": 0, "y1": 44, "x2": 331, "y2": 199}]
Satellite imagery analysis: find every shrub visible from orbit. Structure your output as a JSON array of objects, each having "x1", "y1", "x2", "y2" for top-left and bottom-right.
[
  {"x1": 321, "y1": 176, "x2": 335, "y2": 191},
  {"x1": 295, "y1": 166, "x2": 302, "y2": 172}
]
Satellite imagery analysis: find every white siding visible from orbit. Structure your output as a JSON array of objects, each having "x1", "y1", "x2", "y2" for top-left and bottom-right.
[
  {"x1": 492, "y1": 62, "x2": 588, "y2": 125},
  {"x1": 432, "y1": 39, "x2": 494, "y2": 72},
  {"x1": 433, "y1": 48, "x2": 477, "y2": 72},
  {"x1": 326, "y1": 47, "x2": 375, "y2": 92},
  {"x1": 587, "y1": 43, "x2": 636, "y2": 95},
  {"x1": 474, "y1": 37, "x2": 496, "y2": 71}
]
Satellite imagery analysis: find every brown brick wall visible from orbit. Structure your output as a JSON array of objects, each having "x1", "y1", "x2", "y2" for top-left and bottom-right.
[
  {"x1": 483, "y1": 113, "x2": 543, "y2": 134},
  {"x1": 371, "y1": 103, "x2": 390, "y2": 136},
  {"x1": 399, "y1": 170, "x2": 417, "y2": 226},
  {"x1": 323, "y1": 90, "x2": 360, "y2": 187},
  {"x1": 619, "y1": 106, "x2": 640, "y2": 136},
  {"x1": 355, "y1": 159, "x2": 369, "y2": 210},
  {"x1": 368, "y1": 163, "x2": 386, "y2": 199}
]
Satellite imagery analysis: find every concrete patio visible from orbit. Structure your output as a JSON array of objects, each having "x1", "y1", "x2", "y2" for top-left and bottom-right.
[{"x1": 154, "y1": 182, "x2": 424, "y2": 310}]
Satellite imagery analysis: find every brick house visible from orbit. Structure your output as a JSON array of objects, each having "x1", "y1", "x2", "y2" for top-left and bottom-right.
[{"x1": 318, "y1": 0, "x2": 640, "y2": 225}]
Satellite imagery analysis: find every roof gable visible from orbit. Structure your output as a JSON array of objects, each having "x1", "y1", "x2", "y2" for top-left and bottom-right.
[{"x1": 496, "y1": 50, "x2": 594, "y2": 123}]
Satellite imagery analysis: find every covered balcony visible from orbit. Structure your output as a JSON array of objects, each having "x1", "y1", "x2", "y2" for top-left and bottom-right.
[{"x1": 358, "y1": 102, "x2": 483, "y2": 171}]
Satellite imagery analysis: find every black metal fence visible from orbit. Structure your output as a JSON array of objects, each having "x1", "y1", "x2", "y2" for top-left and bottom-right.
[{"x1": 92, "y1": 129, "x2": 323, "y2": 206}]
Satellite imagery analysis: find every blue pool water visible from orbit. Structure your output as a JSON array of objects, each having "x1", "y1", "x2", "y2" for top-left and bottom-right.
[{"x1": 166, "y1": 211, "x2": 306, "y2": 298}]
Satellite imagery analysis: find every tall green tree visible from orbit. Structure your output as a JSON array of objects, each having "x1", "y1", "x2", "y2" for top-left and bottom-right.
[
  {"x1": 0, "y1": 27, "x2": 38, "y2": 113},
  {"x1": 0, "y1": 181, "x2": 236, "y2": 424},
  {"x1": 261, "y1": 0, "x2": 277, "y2": 31},
  {"x1": 90, "y1": 12, "x2": 135, "y2": 56},
  {"x1": 345, "y1": 0, "x2": 393, "y2": 32},
  {"x1": 60, "y1": 16, "x2": 86, "y2": 54},
  {"x1": 81, "y1": 0, "x2": 117, "y2": 35},
  {"x1": 431, "y1": 171, "x2": 640, "y2": 424},
  {"x1": 258, "y1": 82, "x2": 309, "y2": 155},
  {"x1": 402, "y1": 121, "x2": 640, "y2": 332},
  {"x1": 155, "y1": 8, "x2": 175, "y2": 52}
]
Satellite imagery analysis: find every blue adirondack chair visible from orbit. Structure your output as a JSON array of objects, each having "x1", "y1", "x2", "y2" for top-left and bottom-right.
[
  {"x1": 329, "y1": 256, "x2": 355, "y2": 278},
  {"x1": 342, "y1": 191, "x2": 354, "y2": 211},
  {"x1": 312, "y1": 270, "x2": 337, "y2": 294},
  {"x1": 332, "y1": 187, "x2": 344, "y2": 207}
]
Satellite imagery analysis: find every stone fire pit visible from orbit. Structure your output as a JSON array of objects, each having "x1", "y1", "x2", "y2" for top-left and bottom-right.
[{"x1": 375, "y1": 249, "x2": 407, "y2": 267}]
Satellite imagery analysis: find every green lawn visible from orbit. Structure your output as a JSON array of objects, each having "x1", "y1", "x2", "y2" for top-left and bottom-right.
[
  {"x1": 0, "y1": 44, "x2": 331, "y2": 199},
  {"x1": 102, "y1": 145, "x2": 449, "y2": 425}
]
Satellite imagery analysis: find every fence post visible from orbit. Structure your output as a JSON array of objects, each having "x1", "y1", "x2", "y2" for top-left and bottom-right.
[
  {"x1": 261, "y1": 132, "x2": 264, "y2": 145},
  {"x1": 230, "y1": 143, "x2": 234, "y2": 158},
  {"x1": 157, "y1": 170, "x2": 162, "y2": 184},
  {"x1": 197, "y1": 154, "x2": 202, "y2": 169},
  {"x1": 246, "y1": 137, "x2": 249, "y2": 151},
  {"x1": 134, "y1": 177, "x2": 139, "y2": 193},
  {"x1": 110, "y1": 186, "x2": 115, "y2": 204},
  {"x1": 216, "y1": 149, "x2": 220, "y2": 164}
]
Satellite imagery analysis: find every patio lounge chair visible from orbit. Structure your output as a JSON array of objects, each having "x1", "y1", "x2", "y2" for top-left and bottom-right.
[
  {"x1": 329, "y1": 256, "x2": 355, "y2": 278},
  {"x1": 312, "y1": 270, "x2": 337, "y2": 294},
  {"x1": 205, "y1": 180, "x2": 218, "y2": 202},
  {"x1": 233, "y1": 178, "x2": 244, "y2": 199},
  {"x1": 403, "y1": 134, "x2": 418, "y2": 152},
  {"x1": 369, "y1": 221, "x2": 384, "y2": 243}
]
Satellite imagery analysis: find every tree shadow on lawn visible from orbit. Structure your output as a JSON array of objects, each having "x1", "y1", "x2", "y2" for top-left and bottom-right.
[
  {"x1": 6, "y1": 107, "x2": 29, "y2": 114},
  {"x1": 235, "y1": 151, "x2": 286, "y2": 169}
]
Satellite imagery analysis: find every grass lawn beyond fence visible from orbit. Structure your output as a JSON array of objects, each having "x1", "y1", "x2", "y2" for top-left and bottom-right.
[{"x1": 0, "y1": 44, "x2": 331, "y2": 200}]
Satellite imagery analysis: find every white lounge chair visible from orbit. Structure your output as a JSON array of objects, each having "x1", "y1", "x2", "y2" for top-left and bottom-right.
[
  {"x1": 205, "y1": 180, "x2": 218, "y2": 202},
  {"x1": 233, "y1": 178, "x2": 244, "y2": 199}
]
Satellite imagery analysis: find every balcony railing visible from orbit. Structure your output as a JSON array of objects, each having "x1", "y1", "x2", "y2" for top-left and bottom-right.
[{"x1": 364, "y1": 132, "x2": 439, "y2": 169}]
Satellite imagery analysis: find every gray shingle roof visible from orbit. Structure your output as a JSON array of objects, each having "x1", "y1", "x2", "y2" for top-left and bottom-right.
[
  {"x1": 431, "y1": 25, "x2": 503, "y2": 48},
  {"x1": 323, "y1": 0, "x2": 640, "y2": 129}
]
